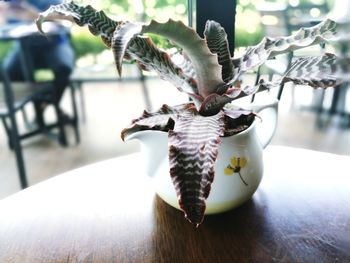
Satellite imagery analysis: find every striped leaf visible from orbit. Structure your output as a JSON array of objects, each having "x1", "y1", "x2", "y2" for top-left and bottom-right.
[
  {"x1": 230, "y1": 19, "x2": 337, "y2": 83},
  {"x1": 168, "y1": 108, "x2": 225, "y2": 225},
  {"x1": 139, "y1": 19, "x2": 225, "y2": 97},
  {"x1": 121, "y1": 104, "x2": 191, "y2": 141},
  {"x1": 282, "y1": 53, "x2": 348, "y2": 88},
  {"x1": 36, "y1": 2, "x2": 198, "y2": 97},
  {"x1": 204, "y1": 20, "x2": 234, "y2": 83},
  {"x1": 227, "y1": 53, "x2": 345, "y2": 101},
  {"x1": 122, "y1": 103, "x2": 255, "y2": 225},
  {"x1": 125, "y1": 37, "x2": 198, "y2": 97},
  {"x1": 36, "y1": 2, "x2": 121, "y2": 47},
  {"x1": 171, "y1": 52, "x2": 197, "y2": 80},
  {"x1": 238, "y1": 54, "x2": 347, "y2": 99},
  {"x1": 107, "y1": 18, "x2": 217, "y2": 98},
  {"x1": 112, "y1": 22, "x2": 143, "y2": 76}
]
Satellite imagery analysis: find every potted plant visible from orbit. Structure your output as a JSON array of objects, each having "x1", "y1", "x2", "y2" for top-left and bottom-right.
[{"x1": 36, "y1": 2, "x2": 347, "y2": 226}]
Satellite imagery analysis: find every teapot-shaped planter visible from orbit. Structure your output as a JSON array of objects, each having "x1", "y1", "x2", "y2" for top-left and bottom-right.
[{"x1": 125, "y1": 100, "x2": 278, "y2": 215}]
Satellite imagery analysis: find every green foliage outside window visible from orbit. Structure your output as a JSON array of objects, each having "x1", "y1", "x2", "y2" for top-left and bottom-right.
[
  {"x1": 71, "y1": 32, "x2": 106, "y2": 59},
  {"x1": 0, "y1": 42, "x2": 13, "y2": 62}
]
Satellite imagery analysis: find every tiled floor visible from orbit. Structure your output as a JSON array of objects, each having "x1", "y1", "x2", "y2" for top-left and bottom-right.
[{"x1": 1, "y1": 77, "x2": 350, "y2": 199}]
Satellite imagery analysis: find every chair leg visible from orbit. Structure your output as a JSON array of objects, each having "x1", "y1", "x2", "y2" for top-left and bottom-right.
[
  {"x1": 330, "y1": 87, "x2": 341, "y2": 115},
  {"x1": 33, "y1": 101, "x2": 46, "y2": 131},
  {"x1": 315, "y1": 89, "x2": 326, "y2": 128},
  {"x1": 139, "y1": 70, "x2": 152, "y2": 111},
  {"x1": 78, "y1": 83, "x2": 86, "y2": 124},
  {"x1": 49, "y1": 83, "x2": 69, "y2": 147},
  {"x1": 1, "y1": 117, "x2": 14, "y2": 149},
  {"x1": 1, "y1": 70, "x2": 28, "y2": 188},
  {"x1": 9, "y1": 116, "x2": 28, "y2": 189},
  {"x1": 21, "y1": 107, "x2": 31, "y2": 130},
  {"x1": 73, "y1": 81, "x2": 86, "y2": 123},
  {"x1": 251, "y1": 66, "x2": 261, "y2": 103},
  {"x1": 69, "y1": 83, "x2": 80, "y2": 144},
  {"x1": 54, "y1": 103, "x2": 68, "y2": 147}
]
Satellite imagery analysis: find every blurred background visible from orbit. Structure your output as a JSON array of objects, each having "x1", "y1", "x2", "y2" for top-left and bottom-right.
[{"x1": 1, "y1": 0, "x2": 349, "y2": 198}]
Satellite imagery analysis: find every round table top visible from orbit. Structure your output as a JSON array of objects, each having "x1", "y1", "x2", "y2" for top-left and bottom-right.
[{"x1": 0, "y1": 146, "x2": 349, "y2": 263}]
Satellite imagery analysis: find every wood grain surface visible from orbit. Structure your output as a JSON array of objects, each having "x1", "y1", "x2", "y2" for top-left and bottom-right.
[{"x1": 0, "y1": 146, "x2": 349, "y2": 263}]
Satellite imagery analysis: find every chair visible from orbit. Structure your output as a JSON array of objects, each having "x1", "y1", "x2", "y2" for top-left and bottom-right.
[
  {"x1": 0, "y1": 68, "x2": 27, "y2": 188},
  {"x1": 0, "y1": 63, "x2": 79, "y2": 189}
]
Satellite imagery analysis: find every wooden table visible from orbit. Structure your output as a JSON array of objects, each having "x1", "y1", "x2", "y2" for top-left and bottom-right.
[{"x1": 0, "y1": 146, "x2": 349, "y2": 262}]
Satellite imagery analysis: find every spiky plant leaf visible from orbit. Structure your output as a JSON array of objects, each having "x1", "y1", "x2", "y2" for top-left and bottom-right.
[
  {"x1": 204, "y1": 20, "x2": 234, "y2": 83},
  {"x1": 210, "y1": 52, "x2": 346, "y2": 110},
  {"x1": 125, "y1": 37, "x2": 198, "y2": 97},
  {"x1": 122, "y1": 102, "x2": 255, "y2": 225},
  {"x1": 112, "y1": 22, "x2": 143, "y2": 76},
  {"x1": 121, "y1": 104, "x2": 191, "y2": 140},
  {"x1": 139, "y1": 19, "x2": 225, "y2": 97},
  {"x1": 207, "y1": 52, "x2": 345, "y2": 112},
  {"x1": 230, "y1": 19, "x2": 337, "y2": 82},
  {"x1": 239, "y1": 53, "x2": 346, "y2": 99},
  {"x1": 112, "y1": 19, "x2": 225, "y2": 97},
  {"x1": 221, "y1": 53, "x2": 345, "y2": 104},
  {"x1": 281, "y1": 53, "x2": 346, "y2": 88},
  {"x1": 36, "y1": 2, "x2": 198, "y2": 97},
  {"x1": 171, "y1": 52, "x2": 197, "y2": 80},
  {"x1": 36, "y1": 2, "x2": 120, "y2": 47},
  {"x1": 168, "y1": 108, "x2": 225, "y2": 225}
]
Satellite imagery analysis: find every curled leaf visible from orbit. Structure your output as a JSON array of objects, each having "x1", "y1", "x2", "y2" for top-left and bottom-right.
[
  {"x1": 204, "y1": 20, "x2": 234, "y2": 84},
  {"x1": 121, "y1": 104, "x2": 192, "y2": 140},
  {"x1": 36, "y1": 2, "x2": 120, "y2": 46},
  {"x1": 140, "y1": 19, "x2": 225, "y2": 97},
  {"x1": 199, "y1": 94, "x2": 234, "y2": 116},
  {"x1": 112, "y1": 22, "x2": 143, "y2": 76}
]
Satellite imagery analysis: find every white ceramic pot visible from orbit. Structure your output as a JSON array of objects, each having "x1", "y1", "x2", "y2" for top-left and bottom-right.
[{"x1": 125, "y1": 100, "x2": 278, "y2": 214}]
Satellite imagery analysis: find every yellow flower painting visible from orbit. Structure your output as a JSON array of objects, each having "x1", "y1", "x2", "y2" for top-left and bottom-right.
[{"x1": 224, "y1": 157, "x2": 248, "y2": 186}]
